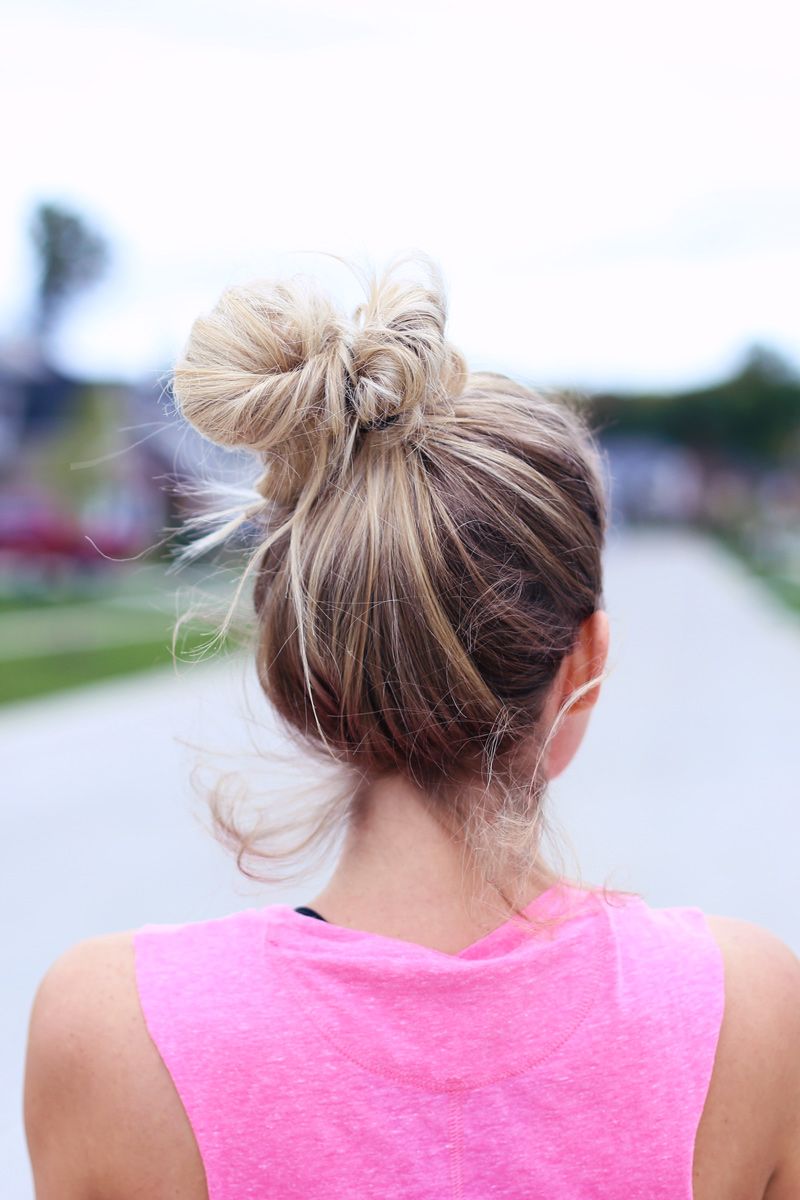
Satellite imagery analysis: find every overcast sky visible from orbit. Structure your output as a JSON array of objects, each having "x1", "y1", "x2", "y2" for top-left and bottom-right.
[{"x1": 1, "y1": 0, "x2": 799, "y2": 389}]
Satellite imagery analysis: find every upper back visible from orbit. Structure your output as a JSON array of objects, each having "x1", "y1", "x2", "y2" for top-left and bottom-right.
[{"x1": 25, "y1": 891, "x2": 800, "y2": 1200}]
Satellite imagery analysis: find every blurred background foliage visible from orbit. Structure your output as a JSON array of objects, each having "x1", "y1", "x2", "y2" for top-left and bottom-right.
[
  {"x1": 0, "y1": 201, "x2": 242, "y2": 703},
  {"x1": 591, "y1": 346, "x2": 800, "y2": 617},
  {"x1": 30, "y1": 202, "x2": 109, "y2": 341},
  {"x1": 595, "y1": 347, "x2": 800, "y2": 460}
]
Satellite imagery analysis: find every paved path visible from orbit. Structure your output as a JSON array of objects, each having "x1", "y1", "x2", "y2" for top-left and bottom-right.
[{"x1": 3, "y1": 528, "x2": 800, "y2": 1197}]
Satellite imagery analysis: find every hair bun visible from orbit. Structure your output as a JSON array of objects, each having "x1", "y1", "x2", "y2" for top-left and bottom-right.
[
  {"x1": 173, "y1": 278, "x2": 349, "y2": 450},
  {"x1": 348, "y1": 266, "x2": 465, "y2": 433}
]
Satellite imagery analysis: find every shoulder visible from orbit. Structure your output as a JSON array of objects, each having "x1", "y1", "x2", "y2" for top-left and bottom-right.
[
  {"x1": 697, "y1": 917, "x2": 800, "y2": 1195},
  {"x1": 704, "y1": 916, "x2": 800, "y2": 1097},
  {"x1": 25, "y1": 932, "x2": 206, "y2": 1200},
  {"x1": 705, "y1": 915, "x2": 800, "y2": 1052},
  {"x1": 29, "y1": 929, "x2": 138, "y2": 1034},
  {"x1": 26, "y1": 932, "x2": 141, "y2": 1121}
]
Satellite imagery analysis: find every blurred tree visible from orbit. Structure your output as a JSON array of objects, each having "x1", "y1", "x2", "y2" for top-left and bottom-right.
[
  {"x1": 30, "y1": 202, "x2": 109, "y2": 341},
  {"x1": 592, "y1": 345, "x2": 800, "y2": 461}
]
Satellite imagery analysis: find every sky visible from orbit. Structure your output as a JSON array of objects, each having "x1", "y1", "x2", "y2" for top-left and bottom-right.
[{"x1": 1, "y1": 0, "x2": 799, "y2": 390}]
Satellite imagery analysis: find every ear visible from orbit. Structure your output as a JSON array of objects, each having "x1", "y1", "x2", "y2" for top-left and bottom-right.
[{"x1": 564, "y1": 610, "x2": 610, "y2": 713}]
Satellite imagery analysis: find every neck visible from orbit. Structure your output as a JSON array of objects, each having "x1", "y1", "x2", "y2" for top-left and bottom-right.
[{"x1": 310, "y1": 773, "x2": 552, "y2": 954}]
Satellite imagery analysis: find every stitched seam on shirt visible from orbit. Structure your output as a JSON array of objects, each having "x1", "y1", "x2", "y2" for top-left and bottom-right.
[
  {"x1": 448, "y1": 1092, "x2": 464, "y2": 1200},
  {"x1": 263, "y1": 901, "x2": 612, "y2": 1093}
]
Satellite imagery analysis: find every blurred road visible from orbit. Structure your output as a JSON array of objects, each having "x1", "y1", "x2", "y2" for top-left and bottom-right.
[{"x1": 3, "y1": 527, "x2": 800, "y2": 1198}]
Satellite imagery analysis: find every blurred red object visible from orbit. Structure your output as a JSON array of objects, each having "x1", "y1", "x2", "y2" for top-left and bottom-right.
[{"x1": 0, "y1": 490, "x2": 142, "y2": 564}]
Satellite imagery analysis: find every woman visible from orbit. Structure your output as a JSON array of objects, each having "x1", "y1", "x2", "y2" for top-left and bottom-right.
[{"x1": 25, "y1": 258, "x2": 800, "y2": 1198}]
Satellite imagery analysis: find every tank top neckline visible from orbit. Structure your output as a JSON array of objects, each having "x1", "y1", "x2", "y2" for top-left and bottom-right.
[{"x1": 281, "y1": 880, "x2": 595, "y2": 964}]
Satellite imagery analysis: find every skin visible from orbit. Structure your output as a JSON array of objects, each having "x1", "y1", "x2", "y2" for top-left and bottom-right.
[{"x1": 25, "y1": 611, "x2": 800, "y2": 1198}]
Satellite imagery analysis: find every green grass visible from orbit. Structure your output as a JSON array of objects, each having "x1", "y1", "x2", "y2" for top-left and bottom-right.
[
  {"x1": 0, "y1": 580, "x2": 241, "y2": 706},
  {"x1": 0, "y1": 632, "x2": 224, "y2": 706},
  {"x1": 0, "y1": 561, "x2": 249, "y2": 705},
  {"x1": 746, "y1": 567, "x2": 800, "y2": 615},
  {"x1": 711, "y1": 529, "x2": 800, "y2": 619}
]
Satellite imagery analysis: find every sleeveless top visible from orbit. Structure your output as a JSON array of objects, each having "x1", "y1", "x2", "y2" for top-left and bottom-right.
[{"x1": 133, "y1": 884, "x2": 724, "y2": 1199}]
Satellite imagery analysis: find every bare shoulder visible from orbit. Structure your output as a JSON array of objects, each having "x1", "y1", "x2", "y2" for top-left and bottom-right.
[
  {"x1": 25, "y1": 932, "x2": 142, "y2": 1135},
  {"x1": 28, "y1": 930, "x2": 139, "y2": 1051},
  {"x1": 706, "y1": 914, "x2": 800, "y2": 988},
  {"x1": 694, "y1": 917, "x2": 800, "y2": 1200},
  {"x1": 705, "y1": 915, "x2": 800, "y2": 1067},
  {"x1": 25, "y1": 932, "x2": 206, "y2": 1200}
]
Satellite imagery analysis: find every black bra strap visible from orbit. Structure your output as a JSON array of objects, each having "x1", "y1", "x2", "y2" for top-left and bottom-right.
[{"x1": 294, "y1": 905, "x2": 327, "y2": 922}]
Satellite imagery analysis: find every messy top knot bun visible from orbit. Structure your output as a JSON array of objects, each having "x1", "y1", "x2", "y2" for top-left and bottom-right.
[
  {"x1": 173, "y1": 258, "x2": 466, "y2": 504},
  {"x1": 347, "y1": 271, "x2": 465, "y2": 433},
  {"x1": 174, "y1": 256, "x2": 608, "y2": 888}
]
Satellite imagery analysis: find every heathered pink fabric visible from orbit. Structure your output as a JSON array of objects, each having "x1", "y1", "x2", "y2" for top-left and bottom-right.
[{"x1": 134, "y1": 885, "x2": 724, "y2": 1199}]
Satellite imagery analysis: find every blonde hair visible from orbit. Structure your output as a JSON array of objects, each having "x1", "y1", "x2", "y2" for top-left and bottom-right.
[{"x1": 173, "y1": 256, "x2": 608, "y2": 888}]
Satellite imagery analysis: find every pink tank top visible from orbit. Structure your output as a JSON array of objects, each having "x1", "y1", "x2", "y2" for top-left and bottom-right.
[{"x1": 134, "y1": 885, "x2": 724, "y2": 1199}]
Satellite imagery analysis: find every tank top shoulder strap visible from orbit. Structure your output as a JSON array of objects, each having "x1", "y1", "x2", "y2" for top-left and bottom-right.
[{"x1": 588, "y1": 894, "x2": 725, "y2": 1132}]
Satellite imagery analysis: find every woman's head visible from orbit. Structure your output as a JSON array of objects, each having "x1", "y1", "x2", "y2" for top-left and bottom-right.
[{"x1": 173, "y1": 256, "x2": 608, "y2": 879}]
